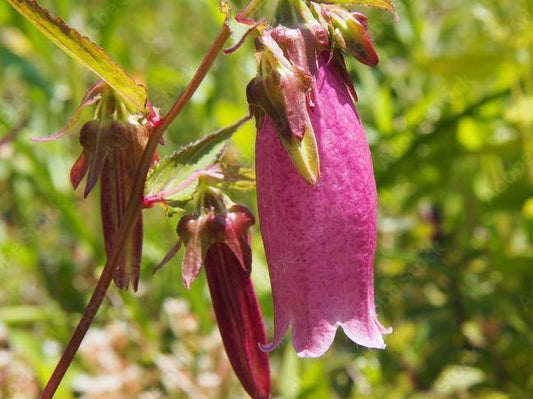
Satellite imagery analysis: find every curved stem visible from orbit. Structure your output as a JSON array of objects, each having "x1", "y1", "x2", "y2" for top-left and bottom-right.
[{"x1": 40, "y1": 1, "x2": 264, "y2": 396}]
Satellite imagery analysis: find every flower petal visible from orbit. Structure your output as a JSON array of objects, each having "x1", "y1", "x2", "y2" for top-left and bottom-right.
[
  {"x1": 178, "y1": 214, "x2": 207, "y2": 289},
  {"x1": 256, "y1": 52, "x2": 390, "y2": 357},
  {"x1": 70, "y1": 152, "x2": 88, "y2": 189},
  {"x1": 100, "y1": 160, "x2": 143, "y2": 291},
  {"x1": 224, "y1": 204, "x2": 255, "y2": 273},
  {"x1": 99, "y1": 122, "x2": 147, "y2": 291}
]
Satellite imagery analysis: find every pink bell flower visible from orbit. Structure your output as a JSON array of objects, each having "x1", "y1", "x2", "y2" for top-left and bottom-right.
[{"x1": 254, "y1": 46, "x2": 391, "y2": 357}]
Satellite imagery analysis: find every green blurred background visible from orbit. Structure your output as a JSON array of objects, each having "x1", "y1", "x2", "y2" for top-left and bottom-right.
[{"x1": 0, "y1": 0, "x2": 531, "y2": 397}]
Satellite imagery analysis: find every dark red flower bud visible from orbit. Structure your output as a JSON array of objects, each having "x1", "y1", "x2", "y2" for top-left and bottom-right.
[
  {"x1": 99, "y1": 121, "x2": 152, "y2": 290},
  {"x1": 173, "y1": 187, "x2": 270, "y2": 398},
  {"x1": 70, "y1": 118, "x2": 151, "y2": 290},
  {"x1": 205, "y1": 243, "x2": 270, "y2": 399},
  {"x1": 49, "y1": 82, "x2": 160, "y2": 291}
]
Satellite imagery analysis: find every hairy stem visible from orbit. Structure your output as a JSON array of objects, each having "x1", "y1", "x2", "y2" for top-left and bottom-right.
[{"x1": 40, "y1": 1, "x2": 264, "y2": 396}]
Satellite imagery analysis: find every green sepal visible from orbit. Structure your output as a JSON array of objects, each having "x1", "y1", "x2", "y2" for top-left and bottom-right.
[{"x1": 279, "y1": 125, "x2": 320, "y2": 186}]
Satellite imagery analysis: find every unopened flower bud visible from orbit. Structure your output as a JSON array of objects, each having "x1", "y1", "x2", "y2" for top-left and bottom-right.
[
  {"x1": 174, "y1": 186, "x2": 270, "y2": 398},
  {"x1": 65, "y1": 83, "x2": 159, "y2": 290},
  {"x1": 318, "y1": 6, "x2": 379, "y2": 66}
]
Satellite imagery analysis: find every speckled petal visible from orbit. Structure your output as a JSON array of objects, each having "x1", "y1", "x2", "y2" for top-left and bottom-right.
[{"x1": 256, "y1": 52, "x2": 391, "y2": 357}]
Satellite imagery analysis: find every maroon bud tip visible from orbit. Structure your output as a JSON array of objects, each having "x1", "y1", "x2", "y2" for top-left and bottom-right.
[{"x1": 70, "y1": 152, "x2": 88, "y2": 190}]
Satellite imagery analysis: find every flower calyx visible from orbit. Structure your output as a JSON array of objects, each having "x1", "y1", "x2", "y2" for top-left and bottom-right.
[
  {"x1": 176, "y1": 184, "x2": 254, "y2": 289},
  {"x1": 247, "y1": 24, "x2": 324, "y2": 186},
  {"x1": 71, "y1": 86, "x2": 157, "y2": 198}
]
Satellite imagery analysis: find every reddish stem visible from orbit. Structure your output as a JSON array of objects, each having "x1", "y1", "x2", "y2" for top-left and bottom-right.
[
  {"x1": 40, "y1": 201, "x2": 142, "y2": 398},
  {"x1": 39, "y1": 0, "x2": 264, "y2": 394}
]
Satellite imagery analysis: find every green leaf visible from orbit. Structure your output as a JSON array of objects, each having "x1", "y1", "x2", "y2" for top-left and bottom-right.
[
  {"x1": 145, "y1": 116, "x2": 251, "y2": 206},
  {"x1": 7, "y1": 0, "x2": 147, "y2": 112},
  {"x1": 312, "y1": 0, "x2": 396, "y2": 13}
]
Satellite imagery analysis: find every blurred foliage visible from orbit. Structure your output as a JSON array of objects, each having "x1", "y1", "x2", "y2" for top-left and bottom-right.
[{"x1": 0, "y1": 0, "x2": 531, "y2": 398}]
